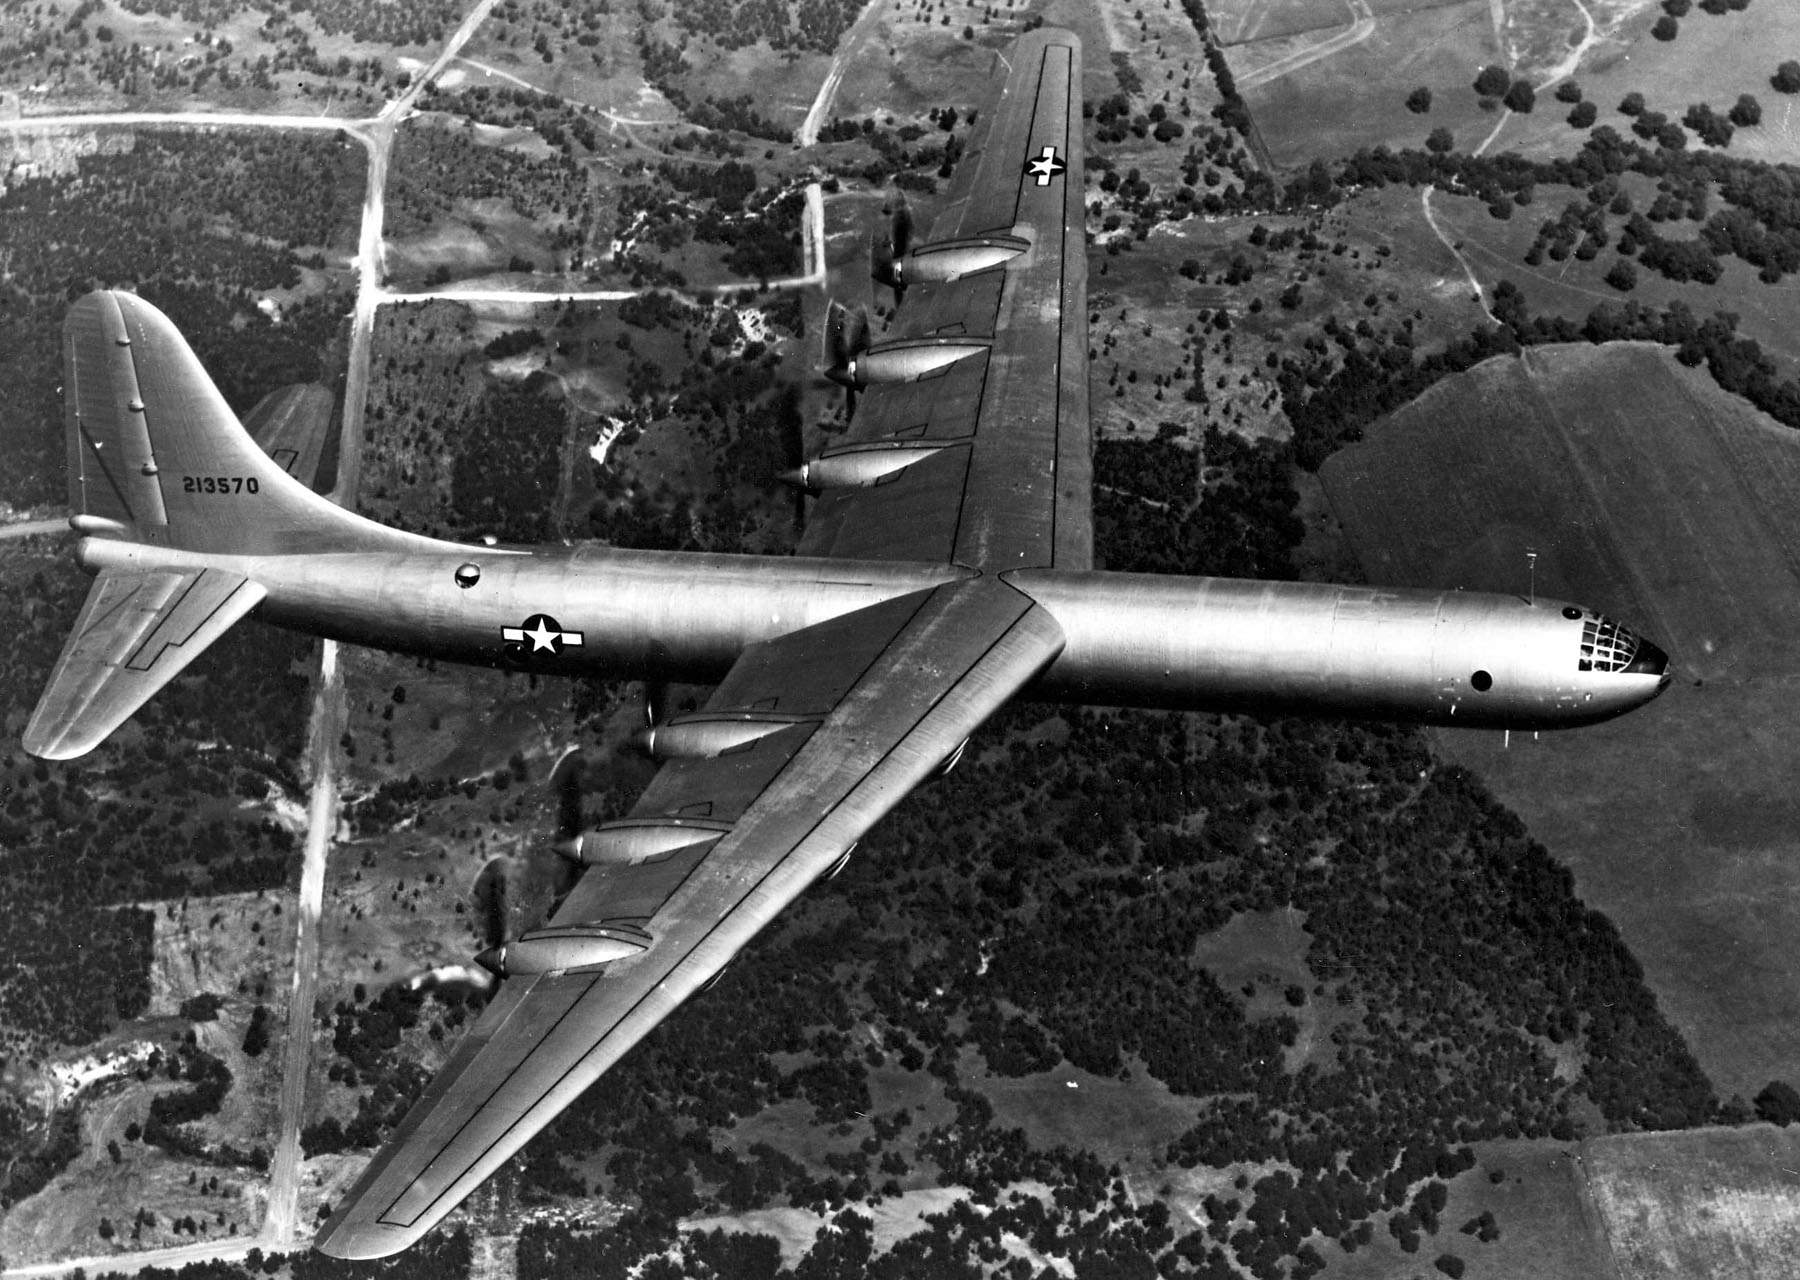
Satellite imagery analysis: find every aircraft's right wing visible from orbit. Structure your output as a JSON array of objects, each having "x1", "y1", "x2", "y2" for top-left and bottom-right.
[
  {"x1": 798, "y1": 27, "x2": 1089, "y2": 572},
  {"x1": 316, "y1": 576, "x2": 1064, "y2": 1258}
]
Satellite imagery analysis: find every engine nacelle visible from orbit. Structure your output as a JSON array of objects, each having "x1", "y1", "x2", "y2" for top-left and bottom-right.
[
  {"x1": 875, "y1": 234, "x2": 1030, "y2": 295},
  {"x1": 475, "y1": 923, "x2": 652, "y2": 977},
  {"x1": 826, "y1": 337, "x2": 988, "y2": 390},
  {"x1": 784, "y1": 443, "x2": 949, "y2": 492},
  {"x1": 635, "y1": 712, "x2": 810, "y2": 760},
  {"x1": 556, "y1": 817, "x2": 729, "y2": 865}
]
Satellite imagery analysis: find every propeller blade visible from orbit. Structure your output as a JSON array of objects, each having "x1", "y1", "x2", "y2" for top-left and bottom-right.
[
  {"x1": 870, "y1": 229, "x2": 896, "y2": 290},
  {"x1": 550, "y1": 747, "x2": 586, "y2": 856},
  {"x1": 823, "y1": 297, "x2": 852, "y2": 373},
  {"x1": 891, "y1": 193, "x2": 913, "y2": 258}
]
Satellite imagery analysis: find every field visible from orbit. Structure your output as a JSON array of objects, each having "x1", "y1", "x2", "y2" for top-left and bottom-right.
[
  {"x1": 1584, "y1": 1125, "x2": 1800, "y2": 1279},
  {"x1": 1239, "y1": 0, "x2": 1504, "y2": 168},
  {"x1": 1496, "y1": 0, "x2": 1800, "y2": 167},
  {"x1": 1321, "y1": 343, "x2": 1800, "y2": 1100}
]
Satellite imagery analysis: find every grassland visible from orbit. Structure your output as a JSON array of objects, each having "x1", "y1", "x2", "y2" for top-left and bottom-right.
[
  {"x1": 1583, "y1": 1125, "x2": 1800, "y2": 1280},
  {"x1": 1240, "y1": 0, "x2": 1504, "y2": 168},
  {"x1": 1497, "y1": 1, "x2": 1800, "y2": 167},
  {"x1": 1322, "y1": 343, "x2": 1800, "y2": 1102}
]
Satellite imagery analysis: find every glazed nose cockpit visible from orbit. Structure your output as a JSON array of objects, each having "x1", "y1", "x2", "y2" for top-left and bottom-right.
[{"x1": 1567, "y1": 607, "x2": 1671, "y2": 685}]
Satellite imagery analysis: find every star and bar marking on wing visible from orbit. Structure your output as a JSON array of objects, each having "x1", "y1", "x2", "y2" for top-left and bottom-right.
[
  {"x1": 1025, "y1": 144, "x2": 1066, "y2": 186},
  {"x1": 501, "y1": 614, "x2": 584, "y2": 655}
]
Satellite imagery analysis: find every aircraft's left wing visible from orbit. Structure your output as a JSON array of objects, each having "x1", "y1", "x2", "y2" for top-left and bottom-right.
[
  {"x1": 23, "y1": 566, "x2": 267, "y2": 760},
  {"x1": 316, "y1": 576, "x2": 1063, "y2": 1258}
]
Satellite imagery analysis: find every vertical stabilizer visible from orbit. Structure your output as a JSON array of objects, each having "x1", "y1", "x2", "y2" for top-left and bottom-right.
[{"x1": 63, "y1": 291, "x2": 430, "y2": 556}]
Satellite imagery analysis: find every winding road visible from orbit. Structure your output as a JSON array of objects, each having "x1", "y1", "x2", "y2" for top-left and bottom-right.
[{"x1": 1418, "y1": 0, "x2": 1607, "y2": 322}]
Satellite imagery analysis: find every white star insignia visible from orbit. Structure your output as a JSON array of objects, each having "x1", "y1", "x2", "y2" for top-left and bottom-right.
[
  {"x1": 524, "y1": 618, "x2": 560, "y2": 652},
  {"x1": 501, "y1": 615, "x2": 584, "y2": 656},
  {"x1": 1026, "y1": 145, "x2": 1066, "y2": 186}
]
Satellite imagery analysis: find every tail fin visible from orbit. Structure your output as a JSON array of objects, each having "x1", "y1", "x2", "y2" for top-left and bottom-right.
[
  {"x1": 28, "y1": 292, "x2": 445, "y2": 760},
  {"x1": 64, "y1": 291, "x2": 423, "y2": 556}
]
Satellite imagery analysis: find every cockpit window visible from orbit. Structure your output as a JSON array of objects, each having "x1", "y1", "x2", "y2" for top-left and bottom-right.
[{"x1": 1578, "y1": 617, "x2": 1639, "y2": 673}]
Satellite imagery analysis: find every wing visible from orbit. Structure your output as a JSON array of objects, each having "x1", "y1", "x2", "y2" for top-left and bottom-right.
[
  {"x1": 23, "y1": 566, "x2": 266, "y2": 761},
  {"x1": 799, "y1": 27, "x2": 1090, "y2": 570},
  {"x1": 315, "y1": 577, "x2": 1064, "y2": 1258}
]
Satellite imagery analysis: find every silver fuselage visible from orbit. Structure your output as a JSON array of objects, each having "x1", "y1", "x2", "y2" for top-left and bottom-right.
[{"x1": 78, "y1": 538, "x2": 1669, "y2": 730}]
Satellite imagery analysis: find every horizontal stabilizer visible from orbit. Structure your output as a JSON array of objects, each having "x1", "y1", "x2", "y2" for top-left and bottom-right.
[{"x1": 23, "y1": 567, "x2": 267, "y2": 760}]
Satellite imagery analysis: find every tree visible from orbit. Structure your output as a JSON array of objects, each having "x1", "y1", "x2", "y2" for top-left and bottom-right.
[
  {"x1": 1605, "y1": 259, "x2": 1639, "y2": 291},
  {"x1": 1569, "y1": 101, "x2": 1599, "y2": 128},
  {"x1": 1663, "y1": 0, "x2": 1691, "y2": 12},
  {"x1": 1406, "y1": 86, "x2": 1433, "y2": 114},
  {"x1": 1435, "y1": 1255, "x2": 1467, "y2": 1279},
  {"x1": 1683, "y1": 103, "x2": 1733, "y2": 146},
  {"x1": 1620, "y1": 91, "x2": 1647, "y2": 115},
  {"x1": 242, "y1": 1003, "x2": 270, "y2": 1057},
  {"x1": 1555, "y1": 81, "x2": 1583, "y2": 103},
  {"x1": 1776, "y1": 61, "x2": 1800, "y2": 94},
  {"x1": 1503, "y1": 80, "x2": 1536, "y2": 113},
  {"x1": 1426, "y1": 126, "x2": 1455, "y2": 154},
  {"x1": 1652, "y1": 15, "x2": 1679, "y2": 39},
  {"x1": 1754, "y1": 1080, "x2": 1800, "y2": 1125},
  {"x1": 1730, "y1": 93, "x2": 1763, "y2": 126},
  {"x1": 1474, "y1": 65, "x2": 1512, "y2": 97}
]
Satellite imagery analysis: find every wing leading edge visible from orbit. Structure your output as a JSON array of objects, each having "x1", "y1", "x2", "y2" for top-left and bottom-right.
[{"x1": 316, "y1": 577, "x2": 1064, "y2": 1258}]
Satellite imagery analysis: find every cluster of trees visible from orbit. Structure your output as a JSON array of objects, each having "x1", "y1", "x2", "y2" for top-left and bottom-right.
[
  {"x1": 0, "y1": 1099, "x2": 80, "y2": 1209},
  {"x1": 1174, "y1": 0, "x2": 1255, "y2": 140},
  {"x1": 420, "y1": 84, "x2": 605, "y2": 157},
  {"x1": 447, "y1": 375, "x2": 569, "y2": 544},
  {"x1": 306, "y1": 982, "x2": 477, "y2": 1154},
  {"x1": 610, "y1": 161, "x2": 802, "y2": 282},
  {"x1": 1095, "y1": 423, "x2": 1302, "y2": 579},
  {"x1": 664, "y1": 0, "x2": 864, "y2": 54},
  {"x1": 1473, "y1": 64, "x2": 1536, "y2": 114},
  {"x1": 144, "y1": 1043, "x2": 233, "y2": 1149},
  {"x1": 388, "y1": 119, "x2": 590, "y2": 256}
]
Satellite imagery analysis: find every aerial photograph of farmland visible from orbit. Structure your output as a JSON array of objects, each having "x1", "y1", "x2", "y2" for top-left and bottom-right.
[{"x1": 3, "y1": 0, "x2": 1800, "y2": 1277}]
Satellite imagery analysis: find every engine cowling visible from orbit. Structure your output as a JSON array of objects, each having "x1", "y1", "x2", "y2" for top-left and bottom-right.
[
  {"x1": 555, "y1": 817, "x2": 729, "y2": 865},
  {"x1": 634, "y1": 712, "x2": 811, "y2": 760},
  {"x1": 474, "y1": 923, "x2": 652, "y2": 977},
  {"x1": 825, "y1": 337, "x2": 988, "y2": 390}
]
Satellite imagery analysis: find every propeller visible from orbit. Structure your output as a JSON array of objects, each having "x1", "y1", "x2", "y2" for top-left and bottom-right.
[
  {"x1": 551, "y1": 745, "x2": 588, "y2": 856},
  {"x1": 778, "y1": 386, "x2": 809, "y2": 532},
  {"x1": 625, "y1": 682, "x2": 670, "y2": 758},
  {"x1": 870, "y1": 193, "x2": 914, "y2": 302},
  {"x1": 821, "y1": 298, "x2": 871, "y2": 421}
]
